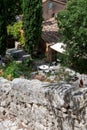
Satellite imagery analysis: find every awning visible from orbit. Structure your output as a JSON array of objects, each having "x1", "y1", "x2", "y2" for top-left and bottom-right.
[{"x1": 50, "y1": 42, "x2": 65, "y2": 54}]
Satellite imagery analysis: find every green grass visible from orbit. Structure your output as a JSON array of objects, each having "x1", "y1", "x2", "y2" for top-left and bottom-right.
[{"x1": 0, "y1": 61, "x2": 32, "y2": 80}]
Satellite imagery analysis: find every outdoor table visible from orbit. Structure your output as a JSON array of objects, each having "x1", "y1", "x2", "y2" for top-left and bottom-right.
[
  {"x1": 49, "y1": 66, "x2": 54, "y2": 70},
  {"x1": 39, "y1": 65, "x2": 49, "y2": 70}
]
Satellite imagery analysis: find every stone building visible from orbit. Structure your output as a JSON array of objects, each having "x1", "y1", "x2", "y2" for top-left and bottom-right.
[
  {"x1": 42, "y1": 0, "x2": 66, "y2": 20},
  {"x1": 38, "y1": 17, "x2": 60, "y2": 62},
  {"x1": 16, "y1": 0, "x2": 67, "y2": 62},
  {"x1": 38, "y1": 0, "x2": 67, "y2": 62}
]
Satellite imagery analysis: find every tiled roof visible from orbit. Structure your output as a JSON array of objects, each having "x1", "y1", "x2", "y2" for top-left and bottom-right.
[{"x1": 42, "y1": 18, "x2": 60, "y2": 44}]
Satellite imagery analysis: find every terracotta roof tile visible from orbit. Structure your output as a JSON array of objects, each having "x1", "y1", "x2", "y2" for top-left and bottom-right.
[{"x1": 42, "y1": 18, "x2": 60, "y2": 44}]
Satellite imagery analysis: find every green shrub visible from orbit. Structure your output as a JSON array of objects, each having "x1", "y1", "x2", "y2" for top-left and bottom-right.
[
  {"x1": 57, "y1": 0, "x2": 87, "y2": 73},
  {"x1": 3, "y1": 60, "x2": 33, "y2": 80},
  {"x1": 3, "y1": 62, "x2": 21, "y2": 79},
  {"x1": 7, "y1": 21, "x2": 25, "y2": 46}
]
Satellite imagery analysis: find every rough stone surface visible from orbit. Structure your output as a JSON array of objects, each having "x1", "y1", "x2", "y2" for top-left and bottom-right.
[
  {"x1": 0, "y1": 77, "x2": 87, "y2": 130},
  {"x1": 6, "y1": 49, "x2": 24, "y2": 60}
]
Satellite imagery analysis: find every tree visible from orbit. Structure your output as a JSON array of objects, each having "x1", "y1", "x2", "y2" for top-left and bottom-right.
[
  {"x1": 0, "y1": 0, "x2": 23, "y2": 56},
  {"x1": 57, "y1": 0, "x2": 87, "y2": 67},
  {"x1": 6, "y1": 0, "x2": 23, "y2": 25},
  {"x1": 0, "y1": 0, "x2": 7, "y2": 56},
  {"x1": 23, "y1": 0, "x2": 43, "y2": 53}
]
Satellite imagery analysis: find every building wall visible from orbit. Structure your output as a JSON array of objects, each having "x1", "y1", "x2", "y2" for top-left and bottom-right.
[{"x1": 42, "y1": 0, "x2": 66, "y2": 20}]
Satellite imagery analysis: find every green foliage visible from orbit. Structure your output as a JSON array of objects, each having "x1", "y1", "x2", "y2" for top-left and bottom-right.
[
  {"x1": 71, "y1": 58, "x2": 87, "y2": 74},
  {"x1": 0, "y1": 0, "x2": 7, "y2": 56},
  {"x1": 57, "y1": 0, "x2": 87, "y2": 70},
  {"x1": 7, "y1": 21, "x2": 25, "y2": 46},
  {"x1": 7, "y1": 21, "x2": 22, "y2": 39},
  {"x1": 0, "y1": 0, "x2": 23, "y2": 55},
  {"x1": 23, "y1": 0, "x2": 43, "y2": 53},
  {"x1": 3, "y1": 62, "x2": 20, "y2": 79},
  {"x1": 6, "y1": 0, "x2": 23, "y2": 25},
  {"x1": 19, "y1": 34, "x2": 25, "y2": 47},
  {"x1": 3, "y1": 61, "x2": 32, "y2": 80}
]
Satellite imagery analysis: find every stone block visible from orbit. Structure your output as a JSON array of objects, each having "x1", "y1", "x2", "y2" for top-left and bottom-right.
[
  {"x1": 6, "y1": 49, "x2": 24, "y2": 60},
  {"x1": 22, "y1": 54, "x2": 31, "y2": 63},
  {"x1": 0, "y1": 77, "x2": 87, "y2": 130}
]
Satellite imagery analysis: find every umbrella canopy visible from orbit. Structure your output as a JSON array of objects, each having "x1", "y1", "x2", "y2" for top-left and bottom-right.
[{"x1": 50, "y1": 42, "x2": 65, "y2": 54}]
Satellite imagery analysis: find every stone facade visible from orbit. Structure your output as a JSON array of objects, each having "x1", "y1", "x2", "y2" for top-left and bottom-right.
[
  {"x1": 0, "y1": 77, "x2": 87, "y2": 130},
  {"x1": 42, "y1": 0, "x2": 66, "y2": 20}
]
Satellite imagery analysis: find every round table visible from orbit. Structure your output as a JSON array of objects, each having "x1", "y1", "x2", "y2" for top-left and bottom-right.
[{"x1": 39, "y1": 65, "x2": 49, "y2": 70}]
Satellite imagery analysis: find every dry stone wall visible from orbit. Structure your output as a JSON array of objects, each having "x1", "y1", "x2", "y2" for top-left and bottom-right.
[{"x1": 0, "y1": 77, "x2": 87, "y2": 130}]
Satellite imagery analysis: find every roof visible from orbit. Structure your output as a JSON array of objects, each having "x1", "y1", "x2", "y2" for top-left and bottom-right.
[
  {"x1": 42, "y1": 18, "x2": 60, "y2": 45},
  {"x1": 50, "y1": 42, "x2": 65, "y2": 53}
]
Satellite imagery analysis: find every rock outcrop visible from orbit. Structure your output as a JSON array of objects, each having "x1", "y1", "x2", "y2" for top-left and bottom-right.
[{"x1": 0, "y1": 77, "x2": 87, "y2": 130}]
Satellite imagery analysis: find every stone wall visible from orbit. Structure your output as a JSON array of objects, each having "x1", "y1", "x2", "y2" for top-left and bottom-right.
[
  {"x1": 43, "y1": 0, "x2": 65, "y2": 20},
  {"x1": 0, "y1": 77, "x2": 87, "y2": 130}
]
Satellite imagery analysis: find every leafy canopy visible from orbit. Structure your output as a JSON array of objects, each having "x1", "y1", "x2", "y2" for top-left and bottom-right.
[{"x1": 57, "y1": 0, "x2": 87, "y2": 61}]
